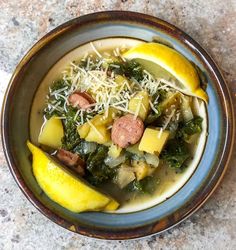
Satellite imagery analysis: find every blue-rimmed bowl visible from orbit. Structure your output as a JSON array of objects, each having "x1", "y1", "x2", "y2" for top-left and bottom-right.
[{"x1": 1, "y1": 11, "x2": 234, "y2": 239}]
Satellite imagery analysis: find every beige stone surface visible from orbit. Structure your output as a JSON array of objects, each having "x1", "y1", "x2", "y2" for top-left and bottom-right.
[{"x1": 0, "y1": 0, "x2": 235, "y2": 249}]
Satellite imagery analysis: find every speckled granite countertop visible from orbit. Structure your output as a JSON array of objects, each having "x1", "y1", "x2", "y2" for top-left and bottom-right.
[{"x1": 0, "y1": 0, "x2": 236, "y2": 249}]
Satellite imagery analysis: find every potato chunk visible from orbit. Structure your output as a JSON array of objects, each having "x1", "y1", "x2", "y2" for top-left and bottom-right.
[
  {"x1": 92, "y1": 107, "x2": 119, "y2": 126},
  {"x1": 77, "y1": 122, "x2": 90, "y2": 139},
  {"x1": 132, "y1": 160, "x2": 155, "y2": 181},
  {"x1": 138, "y1": 127, "x2": 170, "y2": 155},
  {"x1": 116, "y1": 164, "x2": 136, "y2": 188},
  {"x1": 77, "y1": 108, "x2": 118, "y2": 144},
  {"x1": 128, "y1": 91, "x2": 150, "y2": 120},
  {"x1": 85, "y1": 125, "x2": 110, "y2": 144},
  {"x1": 108, "y1": 144, "x2": 122, "y2": 158},
  {"x1": 38, "y1": 116, "x2": 64, "y2": 149}
]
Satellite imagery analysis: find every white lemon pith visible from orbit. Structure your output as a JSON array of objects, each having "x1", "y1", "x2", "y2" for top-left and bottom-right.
[
  {"x1": 27, "y1": 141, "x2": 119, "y2": 213},
  {"x1": 123, "y1": 43, "x2": 208, "y2": 103}
]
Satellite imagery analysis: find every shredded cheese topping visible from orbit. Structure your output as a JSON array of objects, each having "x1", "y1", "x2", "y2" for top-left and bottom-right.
[{"x1": 46, "y1": 43, "x2": 179, "y2": 128}]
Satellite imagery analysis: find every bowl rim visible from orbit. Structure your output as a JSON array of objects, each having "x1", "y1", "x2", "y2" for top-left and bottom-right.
[{"x1": 1, "y1": 11, "x2": 235, "y2": 240}]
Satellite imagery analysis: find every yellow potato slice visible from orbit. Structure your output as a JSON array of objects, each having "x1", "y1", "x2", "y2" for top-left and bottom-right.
[
  {"x1": 139, "y1": 127, "x2": 170, "y2": 155},
  {"x1": 38, "y1": 116, "x2": 64, "y2": 149}
]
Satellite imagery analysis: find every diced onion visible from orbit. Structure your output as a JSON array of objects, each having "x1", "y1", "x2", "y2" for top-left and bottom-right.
[
  {"x1": 104, "y1": 154, "x2": 126, "y2": 168},
  {"x1": 182, "y1": 107, "x2": 193, "y2": 121},
  {"x1": 144, "y1": 153, "x2": 160, "y2": 167},
  {"x1": 82, "y1": 142, "x2": 97, "y2": 154},
  {"x1": 116, "y1": 166, "x2": 136, "y2": 189}
]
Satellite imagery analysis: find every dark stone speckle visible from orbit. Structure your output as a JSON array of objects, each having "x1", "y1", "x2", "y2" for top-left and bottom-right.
[
  {"x1": 12, "y1": 17, "x2": 19, "y2": 26},
  {"x1": 11, "y1": 234, "x2": 20, "y2": 243},
  {"x1": 0, "y1": 209, "x2": 7, "y2": 217}
]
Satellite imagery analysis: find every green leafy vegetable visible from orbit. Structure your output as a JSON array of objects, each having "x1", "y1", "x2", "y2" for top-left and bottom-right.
[
  {"x1": 160, "y1": 139, "x2": 190, "y2": 168},
  {"x1": 145, "y1": 90, "x2": 167, "y2": 125},
  {"x1": 61, "y1": 106, "x2": 81, "y2": 150},
  {"x1": 108, "y1": 59, "x2": 144, "y2": 82},
  {"x1": 176, "y1": 116, "x2": 203, "y2": 141},
  {"x1": 44, "y1": 79, "x2": 70, "y2": 119},
  {"x1": 126, "y1": 176, "x2": 158, "y2": 194},
  {"x1": 51, "y1": 79, "x2": 68, "y2": 92},
  {"x1": 85, "y1": 146, "x2": 116, "y2": 185},
  {"x1": 145, "y1": 105, "x2": 162, "y2": 125}
]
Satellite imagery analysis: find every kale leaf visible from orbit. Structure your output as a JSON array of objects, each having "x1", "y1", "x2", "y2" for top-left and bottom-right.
[
  {"x1": 145, "y1": 105, "x2": 162, "y2": 125},
  {"x1": 126, "y1": 176, "x2": 158, "y2": 194},
  {"x1": 61, "y1": 106, "x2": 81, "y2": 150},
  {"x1": 145, "y1": 90, "x2": 167, "y2": 125},
  {"x1": 160, "y1": 139, "x2": 190, "y2": 168},
  {"x1": 176, "y1": 116, "x2": 203, "y2": 141},
  {"x1": 50, "y1": 79, "x2": 68, "y2": 92},
  {"x1": 85, "y1": 145, "x2": 116, "y2": 185},
  {"x1": 43, "y1": 79, "x2": 70, "y2": 119},
  {"x1": 108, "y1": 60, "x2": 144, "y2": 82}
]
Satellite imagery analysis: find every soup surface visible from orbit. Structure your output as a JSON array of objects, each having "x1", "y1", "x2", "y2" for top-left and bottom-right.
[{"x1": 30, "y1": 38, "x2": 207, "y2": 213}]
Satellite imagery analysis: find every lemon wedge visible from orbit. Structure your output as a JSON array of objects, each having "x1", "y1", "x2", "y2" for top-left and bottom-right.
[
  {"x1": 27, "y1": 141, "x2": 119, "y2": 213},
  {"x1": 123, "y1": 43, "x2": 208, "y2": 103}
]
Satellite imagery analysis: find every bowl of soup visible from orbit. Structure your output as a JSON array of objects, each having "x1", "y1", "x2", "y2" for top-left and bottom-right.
[{"x1": 1, "y1": 11, "x2": 234, "y2": 239}]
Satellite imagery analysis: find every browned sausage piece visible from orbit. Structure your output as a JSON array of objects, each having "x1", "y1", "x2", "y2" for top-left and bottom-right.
[
  {"x1": 68, "y1": 92, "x2": 95, "y2": 110},
  {"x1": 111, "y1": 114, "x2": 144, "y2": 148},
  {"x1": 56, "y1": 149, "x2": 85, "y2": 176}
]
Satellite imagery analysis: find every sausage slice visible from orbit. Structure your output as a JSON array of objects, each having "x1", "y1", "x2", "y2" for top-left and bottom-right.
[
  {"x1": 111, "y1": 114, "x2": 144, "y2": 148},
  {"x1": 56, "y1": 149, "x2": 85, "y2": 176},
  {"x1": 68, "y1": 92, "x2": 95, "y2": 110}
]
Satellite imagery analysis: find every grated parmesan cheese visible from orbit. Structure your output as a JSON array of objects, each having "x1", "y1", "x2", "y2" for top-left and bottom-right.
[{"x1": 90, "y1": 42, "x2": 102, "y2": 58}]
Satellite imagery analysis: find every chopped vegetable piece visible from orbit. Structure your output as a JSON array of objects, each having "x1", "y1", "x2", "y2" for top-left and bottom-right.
[
  {"x1": 92, "y1": 108, "x2": 120, "y2": 127},
  {"x1": 77, "y1": 122, "x2": 90, "y2": 139},
  {"x1": 126, "y1": 143, "x2": 144, "y2": 156},
  {"x1": 77, "y1": 108, "x2": 119, "y2": 145},
  {"x1": 62, "y1": 106, "x2": 81, "y2": 150},
  {"x1": 160, "y1": 93, "x2": 181, "y2": 115},
  {"x1": 38, "y1": 116, "x2": 64, "y2": 149},
  {"x1": 85, "y1": 124, "x2": 110, "y2": 144},
  {"x1": 115, "y1": 164, "x2": 136, "y2": 189},
  {"x1": 128, "y1": 91, "x2": 150, "y2": 120},
  {"x1": 108, "y1": 144, "x2": 123, "y2": 158},
  {"x1": 145, "y1": 106, "x2": 162, "y2": 125},
  {"x1": 73, "y1": 141, "x2": 97, "y2": 156},
  {"x1": 139, "y1": 127, "x2": 170, "y2": 155},
  {"x1": 108, "y1": 60, "x2": 144, "y2": 82},
  {"x1": 126, "y1": 176, "x2": 158, "y2": 194},
  {"x1": 104, "y1": 154, "x2": 126, "y2": 168},
  {"x1": 176, "y1": 116, "x2": 203, "y2": 141},
  {"x1": 180, "y1": 96, "x2": 193, "y2": 122},
  {"x1": 144, "y1": 153, "x2": 160, "y2": 167},
  {"x1": 131, "y1": 160, "x2": 155, "y2": 181},
  {"x1": 161, "y1": 139, "x2": 190, "y2": 168},
  {"x1": 86, "y1": 146, "x2": 115, "y2": 185}
]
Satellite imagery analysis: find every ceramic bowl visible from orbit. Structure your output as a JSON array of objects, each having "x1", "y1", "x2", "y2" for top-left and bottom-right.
[{"x1": 1, "y1": 11, "x2": 234, "y2": 240}]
